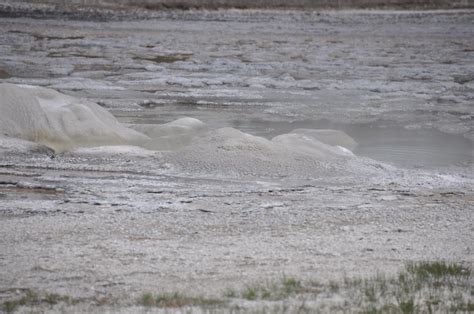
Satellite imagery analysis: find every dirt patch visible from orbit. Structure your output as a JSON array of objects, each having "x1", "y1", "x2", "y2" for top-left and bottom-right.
[
  {"x1": 0, "y1": 69, "x2": 11, "y2": 79},
  {"x1": 47, "y1": 52, "x2": 103, "y2": 59},
  {"x1": 7, "y1": 30, "x2": 85, "y2": 41},
  {"x1": 133, "y1": 54, "x2": 192, "y2": 63}
]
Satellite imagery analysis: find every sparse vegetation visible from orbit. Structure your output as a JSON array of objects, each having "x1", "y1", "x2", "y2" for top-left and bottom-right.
[
  {"x1": 406, "y1": 261, "x2": 471, "y2": 279},
  {"x1": 398, "y1": 298, "x2": 416, "y2": 314},
  {"x1": 3, "y1": 262, "x2": 471, "y2": 313},
  {"x1": 241, "y1": 286, "x2": 258, "y2": 300},
  {"x1": 44, "y1": 292, "x2": 70, "y2": 305},
  {"x1": 232, "y1": 276, "x2": 310, "y2": 301},
  {"x1": 139, "y1": 292, "x2": 155, "y2": 307},
  {"x1": 138, "y1": 291, "x2": 224, "y2": 308},
  {"x1": 224, "y1": 288, "x2": 237, "y2": 298},
  {"x1": 282, "y1": 277, "x2": 302, "y2": 293},
  {"x1": 1, "y1": 290, "x2": 73, "y2": 313},
  {"x1": 329, "y1": 280, "x2": 340, "y2": 292},
  {"x1": 353, "y1": 261, "x2": 472, "y2": 313},
  {"x1": 227, "y1": 261, "x2": 472, "y2": 313}
]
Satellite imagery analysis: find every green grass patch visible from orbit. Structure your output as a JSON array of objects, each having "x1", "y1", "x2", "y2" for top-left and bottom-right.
[
  {"x1": 451, "y1": 301, "x2": 474, "y2": 312},
  {"x1": 4, "y1": 261, "x2": 471, "y2": 313},
  {"x1": 282, "y1": 277, "x2": 302, "y2": 294},
  {"x1": 406, "y1": 261, "x2": 471, "y2": 279},
  {"x1": 226, "y1": 261, "x2": 472, "y2": 313},
  {"x1": 1, "y1": 290, "x2": 73, "y2": 313},
  {"x1": 241, "y1": 286, "x2": 258, "y2": 300},
  {"x1": 138, "y1": 292, "x2": 224, "y2": 308},
  {"x1": 353, "y1": 261, "x2": 471, "y2": 314},
  {"x1": 398, "y1": 298, "x2": 416, "y2": 314},
  {"x1": 329, "y1": 280, "x2": 339, "y2": 292},
  {"x1": 230, "y1": 276, "x2": 316, "y2": 301}
]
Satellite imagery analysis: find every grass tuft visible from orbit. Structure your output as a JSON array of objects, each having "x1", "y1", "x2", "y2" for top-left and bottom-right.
[
  {"x1": 406, "y1": 261, "x2": 470, "y2": 279},
  {"x1": 241, "y1": 287, "x2": 258, "y2": 300},
  {"x1": 2, "y1": 300, "x2": 20, "y2": 314},
  {"x1": 1, "y1": 289, "x2": 72, "y2": 313},
  {"x1": 44, "y1": 293, "x2": 69, "y2": 305},
  {"x1": 139, "y1": 292, "x2": 155, "y2": 307},
  {"x1": 399, "y1": 298, "x2": 416, "y2": 314},
  {"x1": 138, "y1": 292, "x2": 224, "y2": 308},
  {"x1": 329, "y1": 280, "x2": 339, "y2": 292},
  {"x1": 236, "y1": 276, "x2": 307, "y2": 301},
  {"x1": 282, "y1": 277, "x2": 302, "y2": 294},
  {"x1": 224, "y1": 288, "x2": 237, "y2": 298}
]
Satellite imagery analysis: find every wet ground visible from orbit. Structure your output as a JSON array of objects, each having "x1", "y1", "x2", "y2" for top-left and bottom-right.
[{"x1": 0, "y1": 7, "x2": 473, "y2": 312}]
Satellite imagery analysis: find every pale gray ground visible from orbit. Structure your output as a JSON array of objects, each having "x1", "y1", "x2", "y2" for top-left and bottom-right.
[{"x1": 0, "y1": 7, "x2": 473, "y2": 313}]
